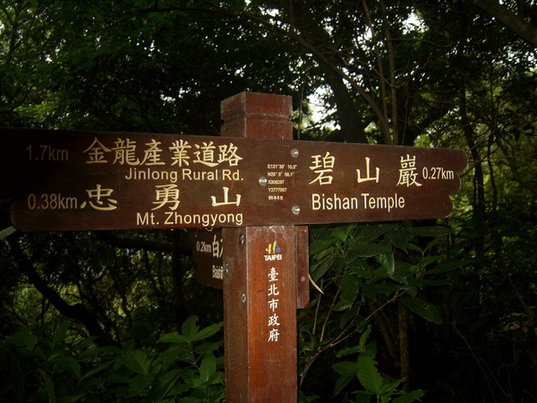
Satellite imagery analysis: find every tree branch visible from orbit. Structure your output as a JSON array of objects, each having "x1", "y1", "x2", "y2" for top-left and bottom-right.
[
  {"x1": 7, "y1": 235, "x2": 114, "y2": 345},
  {"x1": 473, "y1": 0, "x2": 537, "y2": 47}
]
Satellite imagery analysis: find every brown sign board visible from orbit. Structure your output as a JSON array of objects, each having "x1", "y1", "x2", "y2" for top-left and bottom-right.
[{"x1": 2, "y1": 128, "x2": 467, "y2": 232}]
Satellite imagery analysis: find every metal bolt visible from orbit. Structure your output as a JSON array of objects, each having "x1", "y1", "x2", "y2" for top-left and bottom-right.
[
  {"x1": 292, "y1": 205, "x2": 301, "y2": 215},
  {"x1": 224, "y1": 261, "x2": 230, "y2": 274},
  {"x1": 258, "y1": 176, "x2": 268, "y2": 187},
  {"x1": 239, "y1": 233, "x2": 245, "y2": 245},
  {"x1": 291, "y1": 148, "x2": 299, "y2": 158},
  {"x1": 240, "y1": 292, "x2": 247, "y2": 303}
]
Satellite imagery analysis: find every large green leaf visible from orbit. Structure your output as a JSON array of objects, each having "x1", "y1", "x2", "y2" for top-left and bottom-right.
[
  {"x1": 190, "y1": 322, "x2": 223, "y2": 342},
  {"x1": 385, "y1": 228, "x2": 411, "y2": 252},
  {"x1": 181, "y1": 316, "x2": 200, "y2": 340},
  {"x1": 158, "y1": 332, "x2": 189, "y2": 345},
  {"x1": 122, "y1": 349, "x2": 151, "y2": 375},
  {"x1": 199, "y1": 353, "x2": 216, "y2": 383},
  {"x1": 330, "y1": 224, "x2": 356, "y2": 241},
  {"x1": 7, "y1": 328, "x2": 38, "y2": 350},
  {"x1": 348, "y1": 242, "x2": 392, "y2": 258},
  {"x1": 309, "y1": 238, "x2": 336, "y2": 256},
  {"x1": 425, "y1": 259, "x2": 469, "y2": 275},
  {"x1": 335, "y1": 276, "x2": 360, "y2": 311},
  {"x1": 49, "y1": 354, "x2": 81, "y2": 379},
  {"x1": 39, "y1": 369, "x2": 56, "y2": 402},
  {"x1": 393, "y1": 389, "x2": 426, "y2": 402},
  {"x1": 401, "y1": 297, "x2": 443, "y2": 325},
  {"x1": 356, "y1": 352, "x2": 383, "y2": 395},
  {"x1": 332, "y1": 361, "x2": 358, "y2": 395},
  {"x1": 354, "y1": 224, "x2": 397, "y2": 242},
  {"x1": 377, "y1": 251, "x2": 395, "y2": 277}
]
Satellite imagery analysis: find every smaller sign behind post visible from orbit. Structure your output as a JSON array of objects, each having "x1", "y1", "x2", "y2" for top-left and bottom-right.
[
  {"x1": 190, "y1": 226, "x2": 310, "y2": 309},
  {"x1": 190, "y1": 225, "x2": 310, "y2": 309},
  {"x1": 191, "y1": 229, "x2": 224, "y2": 289}
]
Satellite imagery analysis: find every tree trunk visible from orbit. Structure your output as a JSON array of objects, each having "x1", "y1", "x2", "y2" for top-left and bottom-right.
[
  {"x1": 317, "y1": 62, "x2": 367, "y2": 143},
  {"x1": 289, "y1": 0, "x2": 367, "y2": 143}
]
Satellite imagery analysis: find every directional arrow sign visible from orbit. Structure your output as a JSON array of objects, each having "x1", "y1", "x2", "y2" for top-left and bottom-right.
[{"x1": 2, "y1": 128, "x2": 467, "y2": 231}]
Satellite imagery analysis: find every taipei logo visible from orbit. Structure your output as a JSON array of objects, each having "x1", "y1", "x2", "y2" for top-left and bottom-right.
[{"x1": 264, "y1": 241, "x2": 283, "y2": 261}]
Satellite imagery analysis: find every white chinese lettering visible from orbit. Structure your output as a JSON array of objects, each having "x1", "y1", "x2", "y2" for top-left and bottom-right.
[
  {"x1": 268, "y1": 267, "x2": 279, "y2": 282},
  {"x1": 169, "y1": 139, "x2": 191, "y2": 167},
  {"x1": 309, "y1": 152, "x2": 335, "y2": 185},
  {"x1": 81, "y1": 184, "x2": 118, "y2": 211},
  {"x1": 140, "y1": 139, "x2": 165, "y2": 166},
  {"x1": 268, "y1": 283, "x2": 279, "y2": 296},
  {"x1": 83, "y1": 137, "x2": 110, "y2": 164},
  {"x1": 268, "y1": 328, "x2": 280, "y2": 342},
  {"x1": 268, "y1": 298, "x2": 279, "y2": 312},
  {"x1": 268, "y1": 314, "x2": 280, "y2": 327},
  {"x1": 218, "y1": 143, "x2": 243, "y2": 166},
  {"x1": 152, "y1": 184, "x2": 180, "y2": 210},
  {"x1": 112, "y1": 138, "x2": 140, "y2": 166},
  {"x1": 212, "y1": 233, "x2": 223, "y2": 258},
  {"x1": 193, "y1": 142, "x2": 218, "y2": 167},
  {"x1": 397, "y1": 154, "x2": 422, "y2": 187},
  {"x1": 211, "y1": 186, "x2": 241, "y2": 207},
  {"x1": 356, "y1": 157, "x2": 380, "y2": 183}
]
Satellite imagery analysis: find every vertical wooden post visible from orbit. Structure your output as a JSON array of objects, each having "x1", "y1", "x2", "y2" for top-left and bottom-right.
[{"x1": 221, "y1": 92, "x2": 306, "y2": 402}]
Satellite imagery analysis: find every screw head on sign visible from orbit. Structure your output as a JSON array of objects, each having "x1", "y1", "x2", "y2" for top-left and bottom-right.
[
  {"x1": 240, "y1": 293, "x2": 247, "y2": 303},
  {"x1": 291, "y1": 148, "x2": 299, "y2": 158},
  {"x1": 239, "y1": 233, "x2": 245, "y2": 245},
  {"x1": 258, "y1": 176, "x2": 268, "y2": 187},
  {"x1": 292, "y1": 205, "x2": 301, "y2": 215}
]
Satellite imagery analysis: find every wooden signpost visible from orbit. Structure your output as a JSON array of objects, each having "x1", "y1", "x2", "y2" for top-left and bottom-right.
[{"x1": 1, "y1": 91, "x2": 466, "y2": 402}]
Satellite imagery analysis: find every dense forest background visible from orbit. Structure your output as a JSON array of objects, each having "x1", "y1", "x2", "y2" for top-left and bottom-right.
[{"x1": 1, "y1": 0, "x2": 536, "y2": 401}]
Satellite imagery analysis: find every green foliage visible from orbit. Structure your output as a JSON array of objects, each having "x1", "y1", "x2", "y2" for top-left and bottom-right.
[
  {"x1": 308, "y1": 222, "x2": 451, "y2": 320},
  {"x1": 332, "y1": 335, "x2": 425, "y2": 402},
  {"x1": 0, "y1": 317, "x2": 224, "y2": 402},
  {"x1": 299, "y1": 222, "x2": 456, "y2": 400}
]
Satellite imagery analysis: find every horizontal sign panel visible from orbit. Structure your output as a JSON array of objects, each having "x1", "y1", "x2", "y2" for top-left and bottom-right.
[{"x1": 2, "y1": 128, "x2": 467, "y2": 231}]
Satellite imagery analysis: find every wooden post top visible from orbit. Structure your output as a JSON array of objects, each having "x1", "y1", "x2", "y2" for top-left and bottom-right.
[{"x1": 220, "y1": 92, "x2": 293, "y2": 139}]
